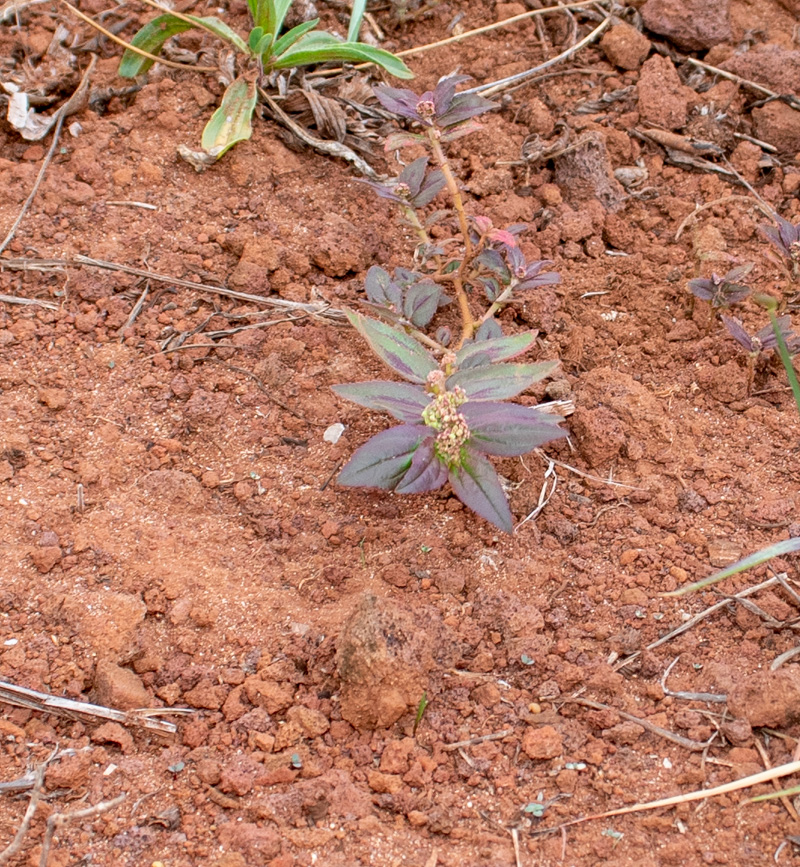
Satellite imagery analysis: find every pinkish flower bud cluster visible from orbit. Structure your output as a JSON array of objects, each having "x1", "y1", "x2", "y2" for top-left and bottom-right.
[{"x1": 422, "y1": 386, "x2": 469, "y2": 467}]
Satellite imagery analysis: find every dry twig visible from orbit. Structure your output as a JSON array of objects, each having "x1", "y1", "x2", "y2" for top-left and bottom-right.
[
  {"x1": 39, "y1": 794, "x2": 126, "y2": 867},
  {"x1": 0, "y1": 679, "x2": 185, "y2": 734}
]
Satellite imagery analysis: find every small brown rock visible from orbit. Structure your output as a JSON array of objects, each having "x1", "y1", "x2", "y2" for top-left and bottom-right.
[
  {"x1": 92, "y1": 660, "x2": 151, "y2": 710},
  {"x1": 243, "y1": 677, "x2": 294, "y2": 714},
  {"x1": 600, "y1": 22, "x2": 651, "y2": 69},
  {"x1": 728, "y1": 669, "x2": 800, "y2": 727},
  {"x1": 91, "y1": 721, "x2": 134, "y2": 753},
  {"x1": 367, "y1": 769, "x2": 404, "y2": 794},
  {"x1": 637, "y1": 55, "x2": 689, "y2": 130},
  {"x1": 31, "y1": 546, "x2": 62, "y2": 573},
  {"x1": 641, "y1": 0, "x2": 731, "y2": 50},
  {"x1": 521, "y1": 725, "x2": 563, "y2": 760},
  {"x1": 39, "y1": 388, "x2": 69, "y2": 410}
]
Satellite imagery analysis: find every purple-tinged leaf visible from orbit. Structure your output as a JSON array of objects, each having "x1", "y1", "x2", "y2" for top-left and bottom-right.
[
  {"x1": 403, "y1": 280, "x2": 441, "y2": 327},
  {"x1": 721, "y1": 315, "x2": 753, "y2": 351},
  {"x1": 395, "y1": 439, "x2": 448, "y2": 493},
  {"x1": 439, "y1": 119, "x2": 485, "y2": 142},
  {"x1": 456, "y1": 331, "x2": 538, "y2": 369},
  {"x1": 385, "y1": 131, "x2": 426, "y2": 151},
  {"x1": 478, "y1": 276, "x2": 501, "y2": 302},
  {"x1": 448, "y1": 449, "x2": 513, "y2": 533},
  {"x1": 461, "y1": 402, "x2": 566, "y2": 456},
  {"x1": 361, "y1": 301, "x2": 403, "y2": 326},
  {"x1": 435, "y1": 325, "x2": 452, "y2": 346},
  {"x1": 394, "y1": 267, "x2": 422, "y2": 288},
  {"x1": 432, "y1": 72, "x2": 471, "y2": 115},
  {"x1": 413, "y1": 170, "x2": 446, "y2": 207},
  {"x1": 436, "y1": 93, "x2": 496, "y2": 128},
  {"x1": 400, "y1": 156, "x2": 428, "y2": 197},
  {"x1": 475, "y1": 249, "x2": 510, "y2": 282},
  {"x1": 687, "y1": 277, "x2": 715, "y2": 301},
  {"x1": 347, "y1": 311, "x2": 438, "y2": 383},
  {"x1": 361, "y1": 179, "x2": 406, "y2": 205},
  {"x1": 447, "y1": 361, "x2": 559, "y2": 400},
  {"x1": 475, "y1": 318, "x2": 503, "y2": 341},
  {"x1": 517, "y1": 271, "x2": 561, "y2": 291},
  {"x1": 374, "y1": 86, "x2": 424, "y2": 121},
  {"x1": 337, "y1": 424, "x2": 430, "y2": 489},
  {"x1": 724, "y1": 263, "x2": 754, "y2": 283},
  {"x1": 365, "y1": 265, "x2": 402, "y2": 308},
  {"x1": 331, "y1": 381, "x2": 429, "y2": 423}
]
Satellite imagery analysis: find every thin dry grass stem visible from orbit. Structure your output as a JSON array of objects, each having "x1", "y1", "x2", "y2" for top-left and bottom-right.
[
  {"x1": 645, "y1": 575, "x2": 781, "y2": 652},
  {"x1": 0, "y1": 294, "x2": 58, "y2": 309},
  {"x1": 0, "y1": 678, "x2": 185, "y2": 733},
  {"x1": 466, "y1": 15, "x2": 612, "y2": 99},
  {"x1": 753, "y1": 738, "x2": 799, "y2": 821},
  {"x1": 564, "y1": 697, "x2": 716, "y2": 752},
  {"x1": 660, "y1": 656, "x2": 726, "y2": 703},
  {"x1": 533, "y1": 760, "x2": 800, "y2": 836},
  {"x1": 59, "y1": 0, "x2": 217, "y2": 72},
  {"x1": 441, "y1": 729, "x2": 514, "y2": 751},
  {"x1": 532, "y1": 449, "x2": 645, "y2": 491},
  {"x1": 0, "y1": 751, "x2": 55, "y2": 866},
  {"x1": 0, "y1": 0, "x2": 50, "y2": 23},
  {"x1": 0, "y1": 255, "x2": 346, "y2": 319},
  {"x1": 39, "y1": 794, "x2": 126, "y2": 867},
  {"x1": 687, "y1": 58, "x2": 800, "y2": 110},
  {"x1": 394, "y1": 0, "x2": 600, "y2": 60},
  {"x1": 0, "y1": 56, "x2": 97, "y2": 255},
  {"x1": 674, "y1": 195, "x2": 776, "y2": 241},
  {"x1": 304, "y1": 0, "x2": 603, "y2": 77}
]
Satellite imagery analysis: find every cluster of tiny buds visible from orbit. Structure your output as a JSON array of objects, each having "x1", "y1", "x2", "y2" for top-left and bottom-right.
[
  {"x1": 421, "y1": 385, "x2": 469, "y2": 466},
  {"x1": 791, "y1": 240, "x2": 800, "y2": 261},
  {"x1": 416, "y1": 99, "x2": 436, "y2": 119}
]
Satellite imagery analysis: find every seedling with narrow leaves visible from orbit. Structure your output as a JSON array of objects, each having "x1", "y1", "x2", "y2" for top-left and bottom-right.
[
  {"x1": 118, "y1": 0, "x2": 412, "y2": 159},
  {"x1": 721, "y1": 312, "x2": 800, "y2": 394},
  {"x1": 333, "y1": 73, "x2": 566, "y2": 533}
]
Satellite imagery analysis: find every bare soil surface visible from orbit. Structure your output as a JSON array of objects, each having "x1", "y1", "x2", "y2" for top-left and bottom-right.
[{"x1": 2, "y1": 1, "x2": 800, "y2": 865}]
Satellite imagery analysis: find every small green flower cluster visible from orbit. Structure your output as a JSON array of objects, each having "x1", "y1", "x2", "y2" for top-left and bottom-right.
[{"x1": 422, "y1": 386, "x2": 469, "y2": 466}]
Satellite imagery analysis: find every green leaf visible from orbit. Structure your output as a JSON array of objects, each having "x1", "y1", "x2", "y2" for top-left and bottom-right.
[
  {"x1": 448, "y1": 450, "x2": 513, "y2": 533},
  {"x1": 447, "y1": 361, "x2": 559, "y2": 401},
  {"x1": 270, "y1": 18, "x2": 320, "y2": 59},
  {"x1": 664, "y1": 537, "x2": 800, "y2": 597},
  {"x1": 348, "y1": 0, "x2": 366, "y2": 42},
  {"x1": 119, "y1": 15, "x2": 195, "y2": 77},
  {"x1": 192, "y1": 16, "x2": 249, "y2": 52},
  {"x1": 119, "y1": 13, "x2": 249, "y2": 76},
  {"x1": 347, "y1": 311, "x2": 437, "y2": 384},
  {"x1": 263, "y1": 0, "x2": 293, "y2": 35},
  {"x1": 337, "y1": 425, "x2": 430, "y2": 489},
  {"x1": 248, "y1": 26, "x2": 265, "y2": 52},
  {"x1": 273, "y1": 40, "x2": 413, "y2": 78},
  {"x1": 201, "y1": 77, "x2": 258, "y2": 158}
]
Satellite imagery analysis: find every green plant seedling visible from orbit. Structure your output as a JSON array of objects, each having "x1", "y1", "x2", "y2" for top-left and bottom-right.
[
  {"x1": 119, "y1": 0, "x2": 412, "y2": 159},
  {"x1": 413, "y1": 691, "x2": 429, "y2": 737},
  {"x1": 753, "y1": 293, "x2": 800, "y2": 418},
  {"x1": 664, "y1": 537, "x2": 800, "y2": 597}
]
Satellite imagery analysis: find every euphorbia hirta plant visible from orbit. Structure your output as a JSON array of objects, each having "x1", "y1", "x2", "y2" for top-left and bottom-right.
[{"x1": 333, "y1": 73, "x2": 566, "y2": 533}]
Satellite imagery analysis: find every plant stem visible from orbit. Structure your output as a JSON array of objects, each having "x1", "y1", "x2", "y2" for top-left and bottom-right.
[
  {"x1": 767, "y1": 308, "x2": 800, "y2": 417},
  {"x1": 426, "y1": 129, "x2": 474, "y2": 344},
  {"x1": 401, "y1": 205, "x2": 431, "y2": 246}
]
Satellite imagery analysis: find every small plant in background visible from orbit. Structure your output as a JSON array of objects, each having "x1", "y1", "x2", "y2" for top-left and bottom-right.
[
  {"x1": 332, "y1": 73, "x2": 566, "y2": 533},
  {"x1": 118, "y1": 0, "x2": 412, "y2": 159},
  {"x1": 761, "y1": 213, "x2": 800, "y2": 281},
  {"x1": 721, "y1": 312, "x2": 800, "y2": 394},
  {"x1": 687, "y1": 264, "x2": 752, "y2": 311}
]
